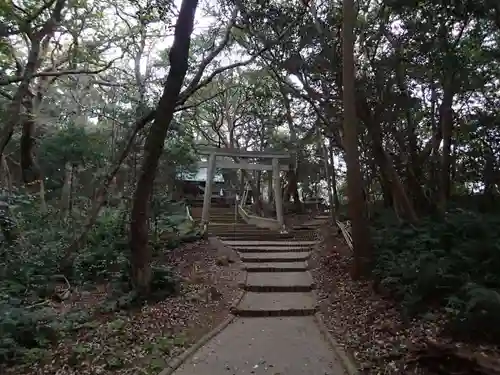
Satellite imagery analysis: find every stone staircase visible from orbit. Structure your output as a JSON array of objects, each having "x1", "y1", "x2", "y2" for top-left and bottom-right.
[
  {"x1": 171, "y1": 208, "x2": 348, "y2": 375},
  {"x1": 229, "y1": 238, "x2": 318, "y2": 317},
  {"x1": 198, "y1": 204, "x2": 328, "y2": 317},
  {"x1": 202, "y1": 205, "x2": 297, "y2": 241}
]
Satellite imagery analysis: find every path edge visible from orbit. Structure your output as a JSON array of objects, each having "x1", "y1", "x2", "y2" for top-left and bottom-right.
[
  {"x1": 230, "y1": 271, "x2": 247, "y2": 313},
  {"x1": 311, "y1": 226, "x2": 358, "y2": 375},
  {"x1": 314, "y1": 312, "x2": 359, "y2": 375},
  {"x1": 207, "y1": 236, "x2": 241, "y2": 263},
  {"x1": 159, "y1": 290, "x2": 245, "y2": 375}
]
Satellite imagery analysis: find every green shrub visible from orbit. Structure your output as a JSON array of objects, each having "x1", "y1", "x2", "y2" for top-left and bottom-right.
[
  {"x1": 0, "y1": 192, "x2": 199, "y2": 364},
  {"x1": 0, "y1": 301, "x2": 58, "y2": 363},
  {"x1": 73, "y1": 208, "x2": 129, "y2": 283},
  {"x1": 371, "y1": 208, "x2": 500, "y2": 342}
]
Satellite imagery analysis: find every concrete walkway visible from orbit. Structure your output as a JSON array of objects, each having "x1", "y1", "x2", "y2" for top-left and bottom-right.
[
  {"x1": 171, "y1": 214, "x2": 347, "y2": 374},
  {"x1": 172, "y1": 317, "x2": 345, "y2": 374}
]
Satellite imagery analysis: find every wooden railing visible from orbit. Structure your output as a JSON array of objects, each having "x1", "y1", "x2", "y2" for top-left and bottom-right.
[
  {"x1": 186, "y1": 205, "x2": 194, "y2": 223},
  {"x1": 336, "y1": 219, "x2": 353, "y2": 250},
  {"x1": 237, "y1": 183, "x2": 283, "y2": 231}
]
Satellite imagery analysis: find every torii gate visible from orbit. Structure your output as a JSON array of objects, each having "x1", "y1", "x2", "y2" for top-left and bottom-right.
[{"x1": 197, "y1": 146, "x2": 290, "y2": 228}]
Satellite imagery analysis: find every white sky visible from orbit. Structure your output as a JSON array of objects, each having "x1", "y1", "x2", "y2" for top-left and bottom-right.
[{"x1": 127, "y1": 0, "x2": 235, "y2": 74}]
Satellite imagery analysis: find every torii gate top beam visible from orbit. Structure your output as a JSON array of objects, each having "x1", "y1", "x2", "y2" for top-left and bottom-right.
[
  {"x1": 197, "y1": 159, "x2": 289, "y2": 171},
  {"x1": 198, "y1": 146, "x2": 286, "y2": 228},
  {"x1": 198, "y1": 146, "x2": 290, "y2": 159}
]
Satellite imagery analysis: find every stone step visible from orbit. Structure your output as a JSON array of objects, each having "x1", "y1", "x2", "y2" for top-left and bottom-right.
[
  {"x1": 234, "y1": 246, "x2": 314, "y2": 253},
  {"x1": 210, "y1": 221, "x2": 247, "y2": 224},
  {"x1": 217, "y1": 234, "x2": 295, "y2": 241},
  {"x1": 211, "y1": 229, "x2": 277, "y2": 233},
  {"x1": 216, "y1": 231, "x2": 293, "y2": 236},
  {"x1": 239, "y1": 252, "x2": 310, "y2": 263},
  {"x1": 232, "y1": 292, "x2": 317, "y2": 317},
  {"x1": 214, "y1": 232, "x2": 293, "y2": 238},
  {"x1": 209, "y1": 223, "x2": 247, "y2": 226},
  {"x1": 293, "y1": 225, "x2": 321, "y2": 230},
  {"x1": 216, "y1": 232, "x2": 293, "y2": 241},
  {"x1": 216, "y1": 230, "x2": 290, "y2": 235},
  {"x1": 209, "y1": 224, "x2": 246, "y2": 227},
  {"x1": 242, "y1": 272, "x2": 315, "y2": 292},
  {"x1": 290, "y1": 236, "x2": 317, "y2": 242},
  {"x1": 209, "y1": 218, "x2": 242, "y2": 222},
  {"x1": 209, "y1": 223, "x2": 253, "y2": 227},
  {"x1": 222, "y1": 240, "x2": 318, "y2": 247},
  {"x1": 209, "y1": 222, "x2": 245, "y2": 225},
  {"x1": 242, "y1": 261, "x2": 309, "y2": 272}
]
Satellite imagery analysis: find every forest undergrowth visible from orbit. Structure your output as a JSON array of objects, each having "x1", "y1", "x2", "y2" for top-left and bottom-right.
[
  {"x1": 314, "y1": 197, "x2": 500, "y2": 375},
  {"x1": 0, "y1": 191, "x2": 239, "y2": 374}
]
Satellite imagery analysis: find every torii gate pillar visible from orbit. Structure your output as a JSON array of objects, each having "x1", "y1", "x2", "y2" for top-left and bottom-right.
[
  {"x1": 272, "y1": 157, "x2": 284, "y2": 227},
  {"x1": 197, "y1": 147, "x2": 289, "y2": 230},
  {"x1": 201, "y1": 152, "x2": 216, "y2": 224}
]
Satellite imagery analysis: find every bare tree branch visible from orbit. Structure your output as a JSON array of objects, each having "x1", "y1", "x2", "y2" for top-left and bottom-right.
[
  {"x1": 177, "y1": 8, "x2": 306, "y2": 106},
  {"x1": 181, "y1": 9, "x2": 238, "y2": 95},
  {"x1": 62, "y1": 109, "x2": 156, "y2": 259},
  {"x1": 175, "y1": 86, "x2": 232, "y2": 112},
  {"x1": 0, "y1": 58, "x2": 120, "y2": 86},
  {"x1": 27, "y1": 0, "x2": 58, "y2": 25},
  {"x1": 0, "y1": 91, "x2": 13, "y2": 100},
  {"x1": 0, "y1": 0, "x2": 67, "y2": 156}
]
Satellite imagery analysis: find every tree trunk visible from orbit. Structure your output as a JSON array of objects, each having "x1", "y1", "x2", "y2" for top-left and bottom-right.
[
  {"x1": 356, "y1": 95, "x2": 418, "y2": 222},
  {"x1": 387, "y1": 126, "x2": 430, "y2": 212},
  {"x1": 0, "y1": 156, "x2": 12, "y2": 193},
  {"x1": 280, "y1": 83, "x2": 301, "y2": 207},
  {"x1": 0, "y1": 0, "x2": 66, "y2": 157},
  {"x1": 283, "y1": 169, "x2": 300, "y2": 203},
  {"x1": 267, "y1": 172, "x2": 273, "y2": 203},
  {"x1": 392, "y1": 47, "x2": 427, "y2": 211},
  {"x1": 61, "y1": 162, "x2": 73, "y2": 216},
  {"x1": 482, "y1": 144, "x2": 496, "y2": 210},
  {"x1": 380, "y1": 172, "x2": 394, "y2": 208},
  {"x1": 439, "y1": 83, "x2": 454, "y2": 211},
  {"x1": 255, "y1": 171, "x2": 261, "y2": 199},
  {"x1": 61, "y1": 110, "x2": 155, "y2": 270},
  {"x1": 129, "y1": 0, "x2": 198, "y2": 295},
  {"x1": 319, "y1": 130, "x2": 334, "y2": 216},
  {"x1": 20, "y1": 100, "x2": 47, "y2": 212},
  {"x1": 328, "y1": 139, "x2": 341, "y2": 211},
  {"x1": 239, "y1": 171, "x2": 245, "y2": 198},
  {"x1": 342, "y1": 0, "x2": 372, "y2": 279},
  {"x1": 0, "y1": 201, "x2": 18, "y2": 245}
]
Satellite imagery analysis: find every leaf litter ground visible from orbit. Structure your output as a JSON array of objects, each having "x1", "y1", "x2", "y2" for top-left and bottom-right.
[
  {"x1": 311, "y1": 226, "x2": 500, "y2": 375},
  {"x1": 4, "y1": 240, "x2": 241, "y2": 375}
]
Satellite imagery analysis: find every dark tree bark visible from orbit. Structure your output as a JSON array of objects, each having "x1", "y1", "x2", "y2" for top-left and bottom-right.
[
  {"x1": 20, "y1": 100, "x2": 38, "y2": 184},
  {"x1": 328, "y1": 139, "x2": 340, "y2": 211},
  {"x1": 61, "y1": 111, "x2": 156, "y2": 270},
  {"x1": 0, "y1": 0, "x2": 67, "y2": 157},
  {"x1": 20, "y1": 98, "x2": 47, "y2": 211},
  {"x1": 342, "y1": 0, "x2": 372, "y2": 279},
  {"x1": 438, "y1": 80, "x2": 455, "y2": 211},
  {"x1": 279, "y1": 83, "x2": 301, "y2": 206},
  {"x1": 129, "y1": 0, "x2": 199, "y2": 295},
  {"x1": 482, "y1": 142, "x2": 496, "y2": 210},
  {"x1": 356, "y1": 94, "x2": 418, "y2": 222}
]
